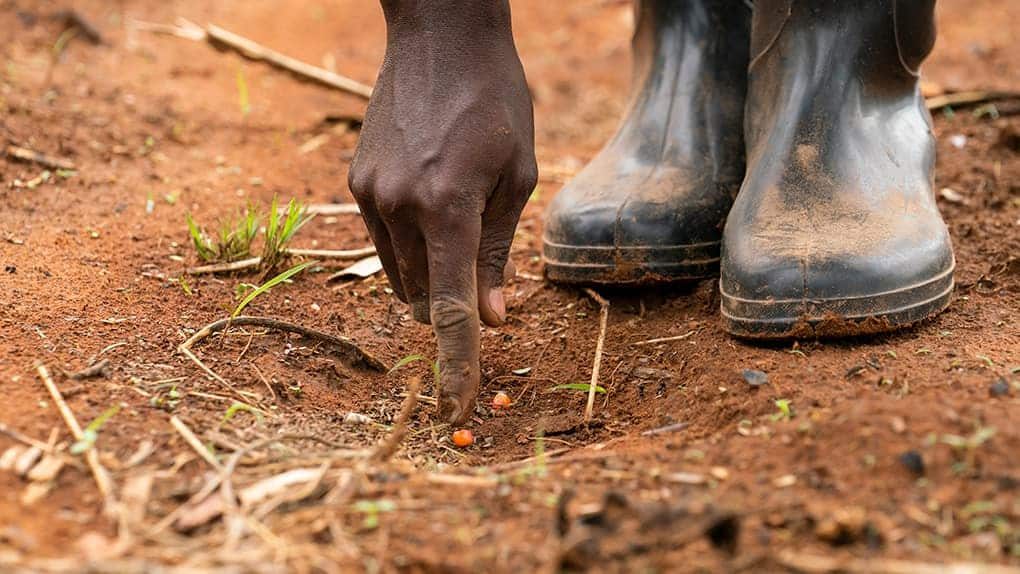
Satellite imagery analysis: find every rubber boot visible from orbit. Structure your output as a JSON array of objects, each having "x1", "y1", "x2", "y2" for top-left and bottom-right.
[
  {"x1": 542, "y1": 0, "x2": 751, "y2": 284},
  {"x1": 720, "y1": 0, "x2": 954, "y2": 338}
]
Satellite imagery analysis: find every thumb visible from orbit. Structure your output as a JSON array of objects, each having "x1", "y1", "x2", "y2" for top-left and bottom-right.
[{"x1": 477, "y1": 169, "x2": 534, "y2": 326}]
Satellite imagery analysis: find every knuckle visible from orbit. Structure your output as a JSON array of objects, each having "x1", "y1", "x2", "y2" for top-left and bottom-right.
[
  {"x1": 429, "y1": 296, "x2": 475, "y2": 333},
  {"x1": 518, "y1": 159, "x2": 539, "y2": 193}
]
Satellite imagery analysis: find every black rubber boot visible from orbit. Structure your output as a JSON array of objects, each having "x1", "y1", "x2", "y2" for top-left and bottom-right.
[
  {"x1": 720, "y1": 0, "x2": 954, "y2": 338},
  {"x1": 543, "y1": 0, "x2": 751, "y2": 284}
]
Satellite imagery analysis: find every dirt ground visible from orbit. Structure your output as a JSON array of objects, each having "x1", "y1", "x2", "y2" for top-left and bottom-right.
[{"x1": 1, "y1": 0, "x2": 1018, "y2": 572}]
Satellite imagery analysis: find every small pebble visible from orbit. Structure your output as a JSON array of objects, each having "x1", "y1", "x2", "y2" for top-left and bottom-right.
[
  {"x1": 899, "y1": 450, "x2": 925, "y2": 476},
  {"x1": 742, "y1": 369, "x2": 769, "y2": 387},
  {"x1": 343, "y1": 412, "x2": 373, "y2": 425},
  {"x1": 989, "y1": 378, "x2": 1010, "y2": 398}
]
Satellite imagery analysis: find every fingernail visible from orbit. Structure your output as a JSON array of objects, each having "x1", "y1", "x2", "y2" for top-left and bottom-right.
[{"x1": 489, "y1": 289, "x2": 506, "y2": 323}]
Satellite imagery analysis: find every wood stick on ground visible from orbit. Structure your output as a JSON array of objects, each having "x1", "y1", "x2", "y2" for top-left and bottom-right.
[
  {"x1": 185, "y1": 246, "x2": 375, "y2": 274},
  {"x1": 296, "y1": 203, "x2": 361, "y2": 216},
  {"x1": 582, "y1": 288, "x2": 610, "y2": 422},
  {"x1": 776, "y1": 550, "x2": 1020, "y2": 574},
  {"x1": 0, "y1": 421, "x2": 50, "y2": 451},
  {"x1": 205, "y1": 24, "x2": 372, "y2": 99},
  {"x1": 925, "y1": 90, "x2": 1020, "y2": 111},
  {"x1": 170, "y1": 416, "x2": 223, "y2": 471},
  {"x1": 35, "y1": 363, "x2": 116, "y2": 509},
  {"x1": 128, "y1": 18, "x2": 206, "y2": 41},
  {"x1": 631, "y1": 330, "x2": 696, "y2": 346},
  {"x1": 5, "y1": 145, "x2": 75, "y2": 170},
  {"x1": 180, "y1": 316, "x2": 388, "y2": 372},
  {"x1": 372, "y1": 377, "x2": 422, "y2": 463}
]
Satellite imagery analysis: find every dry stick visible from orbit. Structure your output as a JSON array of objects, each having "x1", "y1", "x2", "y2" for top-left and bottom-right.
[
  {"x1": 372, "y1": 377, "x2": 422, "y2": 463},
  {"x1": 631, "y1": 330, "x2": 696, "y2": 347},
  {"x1": 0, "y1": 421, "x2": 50, "y2": 450},
  {"x1": 924, "y1": 90, "x2": 1020, "y2": 111},
  {"x1": 35, "y1": 363, "x2": 117, "y2": 510},
  {"x1": 180, "y1": 316, "x2": 387, "y2": 372},
  {"x1": 298, "y1": 203, "x2": 361, "y2": 216},
  {"x1": 582, "y1": 288, "x2": 609, "y2": 423},
  {"x1": 5, "y1": 144, "x2": 75, "y2": 170},
  {"x1": 205, "y1": 24, "x2": 372, "y2": 99},
  {"x1": 185, "y1": 246, "x2": 375, "y2": 274},
  {"x1": 776, "y1": 550, "x2": 1020, "y2": 574},
  {"x1": 170, "y1": 416, "x2": 223, "y2": 471}
]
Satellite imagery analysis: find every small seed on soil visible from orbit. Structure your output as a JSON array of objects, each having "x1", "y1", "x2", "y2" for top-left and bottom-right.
[
  {"x1": 890, "y1": 416, "x2": 907, "y2": 434},
  {"x1": 492, "y1": 392, "x2": 512, "y2": 410},
  {"x1": 741, "y1": 369, "x2": 769, "y2": 387},
  {"x1": 452, "y1": 429, "x2": 474, "y2": 447},
  {"x1": 898, "y1": 450, "x2": 925, "y2": 476},
  {"x1": 773, "y1": 474, "x2": 797, "y2": 488},
  {"x1": 989, "y1": 378, "x2": 1010, "y2": 397}
]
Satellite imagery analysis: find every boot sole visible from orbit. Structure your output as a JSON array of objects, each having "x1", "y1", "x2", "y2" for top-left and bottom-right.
[
  {"x1": 543, "y1": 238, "x2": 720, "y2": 284},
  {"x1": 720, "y1": 264, "x2": 954, "y2": 339}
]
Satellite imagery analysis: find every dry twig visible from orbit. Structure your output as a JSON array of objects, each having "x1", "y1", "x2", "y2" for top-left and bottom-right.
[
  {"x1": 582, "y1": 289, "x2": 609, "y2": 422},
  {"x1": 35, "y1": 363, "x2": 116, "y2": 511},
  {"x1": 170, "y1": 416, "x2": 223, "y2": 471},
  {"x1": 298, "y1": 203, "x2": 361, "y2": 216},
  {"x1": 130, "y1": 19, "x2": 372, "y2": 99},
  {"x1": 0, "y1": 421, "x2": 49, "y2": 451},
  {"x1": 372, "y1": 377, "x2": 422, "y2": 463},
  {"x1": 65, "y1": 358, "x2": 111, "y2": 380},
  {"x1": 5, "y1": 145, "x2": 75, "y2": 170},
  {"x1": 205, "y1": 24, "x2": 373, "y2": 99},
  {"x1": 180, "y1": 316, "x2": 387, "y2": 372},
  {"x1": 631, "y1": 330, "x2": 696, "y2": 346},
  {"x1": 185, "y1": 246, "x2": 375, "y2": 274},
  {"x1": 776, "y1": 550, "x2": 1020, "y2": 574}
]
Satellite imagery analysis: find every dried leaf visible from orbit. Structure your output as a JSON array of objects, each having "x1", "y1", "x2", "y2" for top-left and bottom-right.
[{"x1": 327, "y1": 256, "x2": 383, "y2": 282}]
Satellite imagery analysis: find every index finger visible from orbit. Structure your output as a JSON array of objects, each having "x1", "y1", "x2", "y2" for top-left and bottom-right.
[{"x1": 423, "y1": 212, "x2": 482, "y2": 425}]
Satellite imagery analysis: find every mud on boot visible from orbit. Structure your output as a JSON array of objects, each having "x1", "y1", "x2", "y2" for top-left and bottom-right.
[
  {"x1": 543, "y1": 0, "x2": 751, "y2": 285},
  {"x1": 720, "y1": 0, "x2": 954, "y2": 338}
]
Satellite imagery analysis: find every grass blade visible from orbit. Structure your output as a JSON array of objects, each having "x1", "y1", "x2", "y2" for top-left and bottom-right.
[{"x1": 232, "y1": 260, "x2": 314, "y2": 317}]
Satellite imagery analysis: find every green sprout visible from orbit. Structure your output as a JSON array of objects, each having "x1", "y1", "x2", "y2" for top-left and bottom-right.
[
  {"x1": 232, "y1": 261, "x2": 315, "y2": 318},
  {"x1": 70, "y1": 405, "x2": 121, "y2": 454},
  {"x1": 771, "y1": 399, "x2": 793, "y2": 421},
  {"x1": 550, "y1": 383, "x2": 606, "y2": 394},
  {"x1": 236, "y1": 68, "x2": 251, "y2": 117},
  {"x1": 186, "y1": 206, "x2": 259, "y2": 263},
  {"x1": 220, "y1": 401, "x2": 264, "y2": 428},
  {"x1": 262, "y1": 197, "x2": 314, "y2": 272},
  {"x1": 352, "y1": 499, "x2": 396, "y2": 530}
]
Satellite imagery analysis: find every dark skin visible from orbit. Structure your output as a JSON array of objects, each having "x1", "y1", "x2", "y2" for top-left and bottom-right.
[{"x1": 349, "y1": 0, "x2": 536, "y2": 424}]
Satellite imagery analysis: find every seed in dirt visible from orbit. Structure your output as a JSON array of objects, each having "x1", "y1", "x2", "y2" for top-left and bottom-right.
[
  {"x1": 452, "y1": 429, "x2": 474, "y2": 447},
  {"x1": 492, "y1": 391, "x2": 512, "y2": 410},
  {"x1": 898, "y1": 450, "x2": 925, "y2": 476}
]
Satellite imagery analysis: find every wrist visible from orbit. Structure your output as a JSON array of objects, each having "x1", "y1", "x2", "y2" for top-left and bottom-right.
[{"x1": 381, "y1": 0, "x2": 514, "y2": 45}]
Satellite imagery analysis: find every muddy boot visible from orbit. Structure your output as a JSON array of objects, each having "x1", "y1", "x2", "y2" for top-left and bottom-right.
[
  {"x1": 542, "y1": 0, "x2": 751, "y2": 284},
  {"x1": 720, "y1": 0, "x2": 954, "y2": 338}
]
